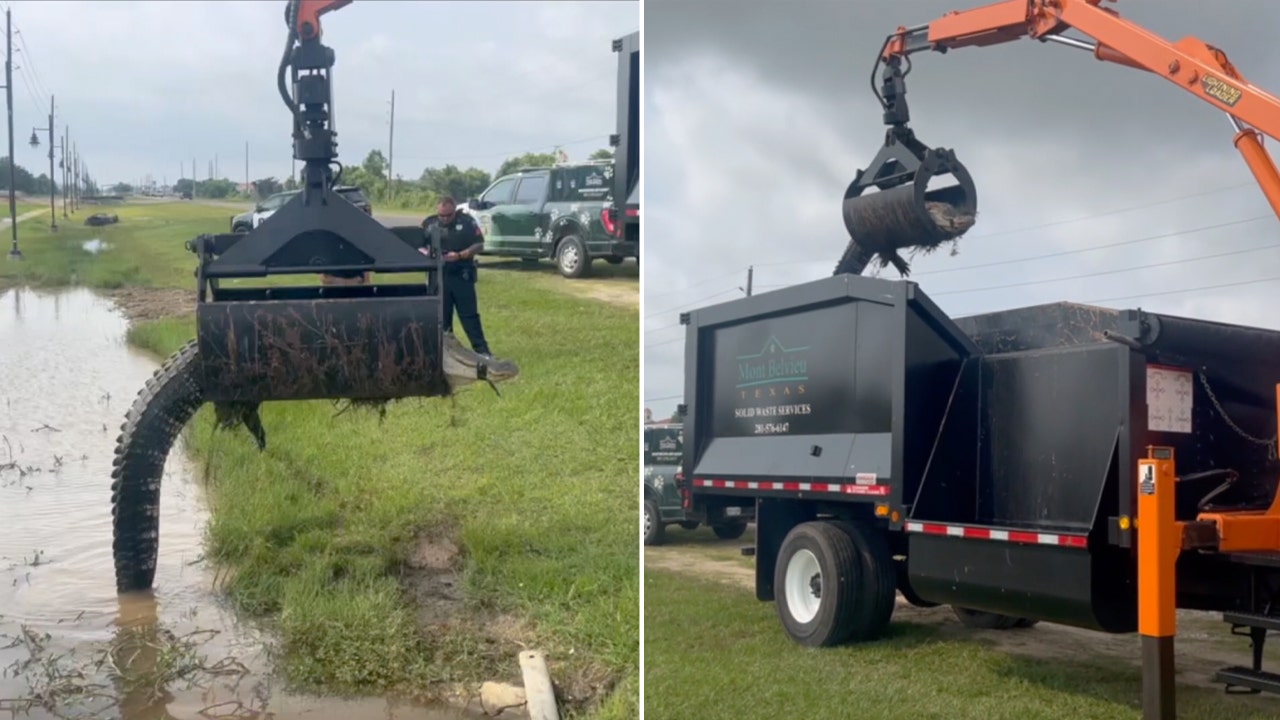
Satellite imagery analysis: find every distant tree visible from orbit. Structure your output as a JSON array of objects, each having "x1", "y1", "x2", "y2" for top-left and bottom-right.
[
  {"x1": 252, "y1": 177, "x2": 283, "y2": 198},
  {"x1": 590, "y1": 148, "x2": 614, "y2": 161},
  {"x1": 111, "y1": 182, "x2": 134, "y2": 194},
  {"x1": 283, "y1": 175, "x2": 298, "y2": 191},
  {"x1": 0, "y1": 157, "x2": 46, "y2": 195},
  {"x1": 496, "y1": 152, "x2": 557, "y2": 178},
  {"x1": 419, "y1": 164, "x2": 490, "y2": 201},
  {"x1": 195, "y1": 178, "x2": 236, "y2": 199},
  {"x1": 361, "y1": 149, "x2": 388, "y2": 181},
  {"x1": 173, "y1": 178, "x2": 195, "y2": 195}
]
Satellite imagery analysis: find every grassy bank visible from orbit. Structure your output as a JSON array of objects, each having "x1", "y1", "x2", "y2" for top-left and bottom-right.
[
  {"x1": 6, "y1": 201, "x2": 639, "y2": 717},
  {"x1": 643, "y1": 567, "x2": 1280, "y2": 720},
  {"x1": 0, "y1": 201, "x2": 220, "y2": 288}
]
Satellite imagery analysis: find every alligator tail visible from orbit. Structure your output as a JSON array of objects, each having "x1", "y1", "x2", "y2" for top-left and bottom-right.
[{"x1": 111, "y1": 339, "x2": 204, "y2": 593}]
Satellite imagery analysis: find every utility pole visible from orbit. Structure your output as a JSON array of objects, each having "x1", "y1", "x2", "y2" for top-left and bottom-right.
[
  {"x1": 72, "y1": 143, "x2": 78, "y2": 211},
  {"x1": 4, "y1": 7, "x2": 18, "y2": 259},
  {"x1": 244, "y1": 140, "x2": 249, "y2": 196},
  {"x1": 214, "y1": 152, "x2": 218, "y2": 179},
  {"x1": 745, "y1": 265, "x2": 754, "y2": 296},
  {"x1": 387, "y1": 89, "x2": 395, "y2": 200},
  {"x1": 61, "y1": 125, "x2": 67, "y2": 216},
  {"x1": 28, "y1": 94, "x2": 57, "y2": 230}
]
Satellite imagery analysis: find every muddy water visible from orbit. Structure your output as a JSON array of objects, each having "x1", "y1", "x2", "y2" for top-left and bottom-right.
[{"x1": 0, "y1": 287, "x2": 478, "y2": 719}]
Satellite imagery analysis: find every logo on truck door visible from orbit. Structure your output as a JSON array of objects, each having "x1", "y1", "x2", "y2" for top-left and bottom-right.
[{"x1": 732, "y1": 336, "x2": 812, "y2": 434}]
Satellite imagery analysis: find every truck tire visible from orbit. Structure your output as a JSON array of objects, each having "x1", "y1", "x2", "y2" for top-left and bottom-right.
[
  {"x1": 712, "y1": 520, "x2": 748, "y2": 540},
  {"x1": 604, "y1": 255, "x2": 624, "y2": 265},
  {"x1": 644, "y1": 497, "x2": 665, "y2": 546},
  {"x1": 774, "y1": 521, "x2": 865, "y2": 647},
  {"x1": 832, "y1": 521, "x2": 897, "y2": 639},
  {"x1": 678, "y1": 521, "x2": 700, "y2": 531},
  {"x1": 555, "y1": 234, "x2": 591, "y2": 279},
  {"x1": 951, "y1": 606, "x2": 1023, "y2": 630}
]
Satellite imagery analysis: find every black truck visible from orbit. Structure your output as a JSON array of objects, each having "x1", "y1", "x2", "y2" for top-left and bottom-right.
[
  {"x1": 611, "y1": 30, "x2": 639, "y2": 260},
  {"x1": 673, "y1": 271, "x2": 1280, "y2": 701}
]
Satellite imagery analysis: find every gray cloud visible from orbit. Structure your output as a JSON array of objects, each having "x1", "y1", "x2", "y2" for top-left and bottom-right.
[
  {"x1": 7, "y1": 0, "x2": 637, "y2": 186},
  {"x1": 643, "y1": 0, "x2": 1280, "y2": 418}
]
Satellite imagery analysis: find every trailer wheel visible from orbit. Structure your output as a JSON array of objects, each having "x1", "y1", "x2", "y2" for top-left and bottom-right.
[
  {"x1": 678, "y1": 521, "x2": 700, "y2": 531},
  {"x1": 951, "y1": 606, "x2": 1021, "y2": 630},
  {"x1": 774, "y1": 521, "x2": 864, "y2": 647},
  {"x1": 643, "y1": 498, "x2": 665, "y2": 546},
  {"x1": 712, "y1": 520, "x2": 748, "y2": 540},
  {"x1": 832, "y1": 521, "x2": 897, "y2": 639},
  {"x1": 1013, "y1": 617, "x2": 1040, "y2": 629}
]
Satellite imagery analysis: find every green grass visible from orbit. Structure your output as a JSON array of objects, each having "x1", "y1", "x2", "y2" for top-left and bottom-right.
[
  {"x1": 0, "y1": 201, "x2": 221, "y2": 289},
  {"x1": 643, "y1": 568, "x2": 1279, "y2": 720},
  {"x1": 10, "y1": 200, "x2": 638, "y2": 717}
]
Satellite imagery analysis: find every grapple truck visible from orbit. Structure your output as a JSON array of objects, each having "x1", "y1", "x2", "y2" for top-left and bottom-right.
[{"x1": 674, "y1": 1, "x2": 1280, "y2": 717}]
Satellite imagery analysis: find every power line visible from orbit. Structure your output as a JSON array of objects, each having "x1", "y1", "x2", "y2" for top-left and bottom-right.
[
  {"x1": 1084, "y1": 274, "x2": 1280, "y2": 305},
  {"x1": 932, "y1": 239, "x2": 1280, "y2": 298},
  {"x1": 12, "y1": 25, "x2": 46, "y2": 99},
  {"x1": 644, "y1": 287, "x2": 740, "y2": 320},
  {"x1": 644, "y1": 394, "x2": 682, "y2": 404},
  {"x1": 745, "y1": 180, "x2": 1261, "y2": 273}
]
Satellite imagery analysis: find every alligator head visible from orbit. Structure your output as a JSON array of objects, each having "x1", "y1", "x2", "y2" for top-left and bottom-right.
[{"x1": 441, "y1": 332, "x2": 520, "y2": 396}]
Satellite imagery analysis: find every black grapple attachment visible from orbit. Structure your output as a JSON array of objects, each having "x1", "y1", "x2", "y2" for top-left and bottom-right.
[
  {"x1": 837, "y1": 54, "x2": 978, "y2": 277},
  {"x1": 187, "y1": 0, "x2": 448, "y2": 405}
]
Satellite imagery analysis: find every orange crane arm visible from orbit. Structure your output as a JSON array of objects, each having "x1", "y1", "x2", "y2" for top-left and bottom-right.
[
  {"x1": 292, "y1": 0, "x2": 353, "y2": 41},
  {"x1": 880, "y1": 0, "x2": 1280, "y2": 220}
]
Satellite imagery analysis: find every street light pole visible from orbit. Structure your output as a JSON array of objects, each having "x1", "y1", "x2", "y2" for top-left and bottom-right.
[{"x1": 28, "y1": 93, "x2": 58, "y2": 231}]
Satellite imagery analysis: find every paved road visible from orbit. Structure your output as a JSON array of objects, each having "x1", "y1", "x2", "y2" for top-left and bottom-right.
[{"x1": 186, "y1": 197, "x2": 421, "y2": 228}]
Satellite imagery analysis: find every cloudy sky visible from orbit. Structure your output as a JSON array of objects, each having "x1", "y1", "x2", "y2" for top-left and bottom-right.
[
  {"x1": 5, "y1": 0, "x2": 637, "y2": 188},
  {"x1": 642, "y1": 0, "x2": 1280, "y2": 419}
]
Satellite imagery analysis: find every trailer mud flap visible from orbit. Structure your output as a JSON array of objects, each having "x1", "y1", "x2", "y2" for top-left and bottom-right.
[
  {"x1": 196, "y1": 295, "x2": 447, "y2": 403},
  {"x1": 906, "y1": 533, "x2": 1135, "y2": 633}
]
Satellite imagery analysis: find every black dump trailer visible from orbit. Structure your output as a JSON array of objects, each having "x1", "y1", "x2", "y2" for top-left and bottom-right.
[
  {"x1": 610, "y1": 30, "x2": 639, "y2": 249},
  {"x1": 676, "y1": 272, "x2": 1280, "y2": 698}
]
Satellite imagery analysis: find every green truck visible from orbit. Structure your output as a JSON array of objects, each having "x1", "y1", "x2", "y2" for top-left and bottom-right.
[
  {"x1": 644, "y1": 422, "x2": 753, "y2": 545},
  {"x1": 465, "y1": 31, "x2": 638, "y2": 279},
  {"x1": 465, "y1": 162, "x2": 634, "y2": 278}
]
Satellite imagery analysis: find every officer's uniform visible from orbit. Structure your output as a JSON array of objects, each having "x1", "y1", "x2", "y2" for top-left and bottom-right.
[{"x1": 423, "y1": 211, "x2": 491, "y2": 356}]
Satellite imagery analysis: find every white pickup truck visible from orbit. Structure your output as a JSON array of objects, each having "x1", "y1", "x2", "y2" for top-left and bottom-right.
[{"x1": 230, "y1": 185, "x2": 372, "y2": 232}]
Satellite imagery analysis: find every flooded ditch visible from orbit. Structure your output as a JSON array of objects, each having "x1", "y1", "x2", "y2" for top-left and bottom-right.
[{"x1": 0, "y1": 286, "x2": 482, "y2": 720}]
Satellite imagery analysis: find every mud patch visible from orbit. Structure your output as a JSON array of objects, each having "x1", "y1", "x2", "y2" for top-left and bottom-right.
[
  {"x1": 539, "y1": 278, "x2": 637, "y2": 309},
  {"x1": 104, "y1": 286, "x2": 195, "y2": 323},
  {"x1": 403, "y1": 534, "x2": 610, "y2": 717},
  {"x1": 402, "y1": 534, "x2": 533, "y2": 665}
]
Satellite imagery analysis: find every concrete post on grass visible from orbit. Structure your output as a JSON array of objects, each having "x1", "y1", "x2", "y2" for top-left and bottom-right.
[{"x1": 519, "y1": 650, "x2": 560, "y2": 720}]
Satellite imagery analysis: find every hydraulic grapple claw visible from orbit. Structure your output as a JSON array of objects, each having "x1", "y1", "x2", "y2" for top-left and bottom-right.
[{"x1": 838, "y1": 130, "x2": 978, "y2": 277}]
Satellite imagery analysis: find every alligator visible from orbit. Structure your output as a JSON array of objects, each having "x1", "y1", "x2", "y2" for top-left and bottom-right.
[{"x1": 110, "y1": 334, "x2": 519, "y2": 592}]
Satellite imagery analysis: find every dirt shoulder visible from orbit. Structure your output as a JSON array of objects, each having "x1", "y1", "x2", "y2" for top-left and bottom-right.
[{"x1": 104, "y1": 287, "x2": 195, "y2": 323}]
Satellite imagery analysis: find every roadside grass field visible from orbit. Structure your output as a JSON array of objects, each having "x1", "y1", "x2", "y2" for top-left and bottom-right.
[
  {"x1": 3, "y1": 201, "x2": 639, "y2": 718},
  {"x1": 644, "y1": 561, "x2": 1280, "y2": 720}
]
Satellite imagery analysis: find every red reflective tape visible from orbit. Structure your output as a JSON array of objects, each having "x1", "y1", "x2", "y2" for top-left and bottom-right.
[
  {"x1": 693, "y1": 478, "x2": 889, "y2": 496},
  {"x1": 905, "y1": 521, "x2": 1087, "y2": 548}
]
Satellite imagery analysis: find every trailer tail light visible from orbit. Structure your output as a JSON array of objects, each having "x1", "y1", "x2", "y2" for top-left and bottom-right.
[{"x1": 600, "y1": 207, "x2": 620, "y2": 237}]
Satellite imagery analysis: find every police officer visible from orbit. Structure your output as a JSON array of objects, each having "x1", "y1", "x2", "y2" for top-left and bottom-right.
[{"x1": 422, "y1": 195, "x2": 492, "y2": 356}]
